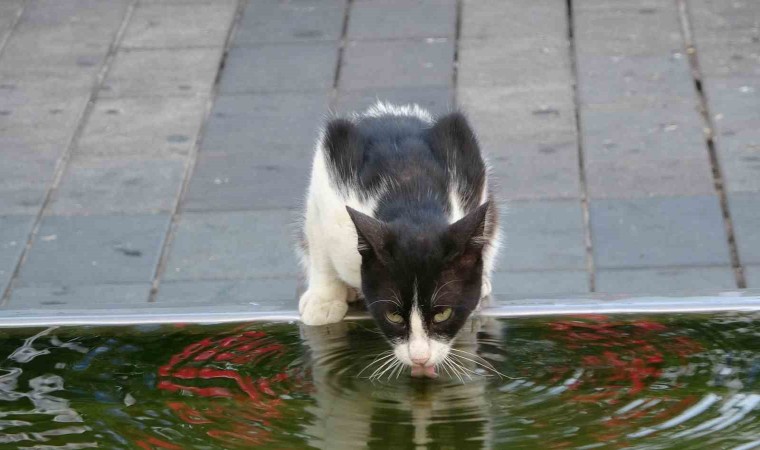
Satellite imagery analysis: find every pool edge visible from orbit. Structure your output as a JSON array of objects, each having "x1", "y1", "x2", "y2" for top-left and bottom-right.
[{"x1": 0, "y1": 293, "x2": 758, "y2": 327}]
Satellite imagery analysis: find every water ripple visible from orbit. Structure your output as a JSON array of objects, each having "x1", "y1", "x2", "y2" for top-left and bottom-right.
[{"x1": 0, "y1": 313, "x2": 756, "y2": 449}]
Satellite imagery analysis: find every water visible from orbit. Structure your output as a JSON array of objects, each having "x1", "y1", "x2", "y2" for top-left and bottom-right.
[{"x1": 0, "y1": 313, "x2": 757, "y2": 449}]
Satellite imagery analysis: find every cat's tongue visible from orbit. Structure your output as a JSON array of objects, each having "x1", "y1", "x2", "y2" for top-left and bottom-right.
[{"x1": 411, "y1": 365, "x2": 438, "y2": 378}]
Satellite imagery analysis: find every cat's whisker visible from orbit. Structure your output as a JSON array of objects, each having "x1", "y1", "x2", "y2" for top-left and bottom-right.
[
  {"x1": 393, "y1": 361, "x2": 406, "y2": 380},
  {"x1": 438, "y1": 360, "x2": 453, "y2": 380},
  {"x1": 357, "y1": 351, "x2": 395, "y2": 378},
  {"x1": 368, "y1": 355, "x2": 398, "y2": 380},
  {"x1": 391, "y1": 290, "x2": 402, "y2": 303},
  {"x1": 448, "y1": 355, "x2": 483, "y2": 379},
  {"x1": 447, "y1": 357, "x2": 474, "y2": 380},
  {"x1": 449, "y1": 348, "x2": 519, "y2": 380},
  {"x1": 430, "y1": 279, "x2": 462, "y2": 306},
  {"x1": 375, "y1": 356, "x2": 402, "y2": 381},
  {"x1": 368, "y1": 299, "x2": 402, "y2": 309},
  {"x1": 442, "y1": 357, "x2": 464, "y2": 384},
  {"x1": 378, "y1": 359, "x2": 400, "y2": 381}
]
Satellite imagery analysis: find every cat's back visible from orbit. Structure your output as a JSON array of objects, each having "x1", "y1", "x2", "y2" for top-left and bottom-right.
[
  {"x1": 318, "y1": 102, "x2": 487, "y2": 212},
  {"x1": 301, "y1": 102, "x2": 497, "y2": 289}
]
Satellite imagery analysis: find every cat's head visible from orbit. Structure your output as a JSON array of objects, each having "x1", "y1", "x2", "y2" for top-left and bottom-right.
[{"x1": 347, "y1": 202, "x2": 491, "y2": 376}]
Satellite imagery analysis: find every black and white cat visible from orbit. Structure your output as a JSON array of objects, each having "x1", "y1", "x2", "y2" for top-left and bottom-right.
[{"x1": 298, "y1": 102, "x2": 500, "y2": 378}]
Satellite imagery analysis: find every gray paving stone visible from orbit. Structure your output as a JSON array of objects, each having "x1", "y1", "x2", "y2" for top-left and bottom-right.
[
  {"x1": 1, "y1": 0, "x2": 129, "y2": 77},
  {"x1": 0, "y1": 153, "x2": 57, "y2": 215},
  {"x1": 100, "y1": 48, "x2": 223, "y2": 98},
  {"x1": 19, "y1": 0, "x2": 129, "y2": 31},
  {"x1": 585, "y1": 156, "x2": 716, "y2": 199},
  {"x1": 18, "y1": 214, "x2": 170, "y2": 286},
  {"x1": 235, "y1": 0, "x2": 346, "y2": 44},
  {"x1": 693, "y1": 28, "x2": 760, "y2": 78},
  {"x1": 184, "y1": 151, "x2": 309, "y2": 211},
  {"x1": 727, "y1": 193, "x2": 760, "y2": 265},
  {"x1": 458, "y1": 86, "x2": 580, "y2": 200},
  {"x1": 0, "y1": 40, "x2": 105, "y2": 81},
  {"x1": 458, "y1": 37, "x2": 571, "y2": 89},
  {"x1": 335, "y1": 87, "x2": 453, "y2": 116},
  {"x1": 458, "y1": 86, "x2": 577, "y2": 143},
  {"x1": 0, "y1": 1, "x2": 23, "y2": 43},
  {"x1": 7, "y1": 283, "x2": 151, "y2": 308},
  {"x1": 581, "y1": 101, "x2": 715, "y2": 198},
  {"x1": 487, "y1": 140, "x2": 581, "y2": 201},
  {"x1": 164, "y1": 211, "x2": 299, "y2": 280},
  {"x1": 340, "y1": 39, "x2": 454, "y2": 90},
  {"x1": 573, "y1": 1, "x2": 684, "y2": 57},
  {"x1": 200, "y1": 92, "x2": 329, "y2": 155},
  {"x1": 121, "y1": 1, "x2": 237, "y2": 49},
  {"x1": 347, "y1": 0, "x2": 455, "y2": 40},
  {"x1": 688, "y1": 0, "x2": 760, "y2": 31},
  {"x1": 705, "y1": 77, "x2": 760, "y2": 123},
  {"x1": 696, "y1": 49, "x2": 759, "y2": 79},
  {"x1": 49, "y1": 159, "x2": 185, "y2": 215},
  {"x1": 745, "y1": 266, "x2": 760, "y2": 288},
  {"x1": 596, "y1": 266, "x2": 736, "y2": 293},
  {"x1": 219, "y1": 43, "x2": 338, "y2": 93},
  {"x1": 681, "y1": 0, "x2": 758, "y2": 78},
  {"x1": 73, "y1": 96, "x2": 207, "y2": 161},
  {"x1": 496, "y1": 200, "x2": 586, "y2": 271},
  {"x1": 716, "y1": 127, "x2": 760, "y2": 194},
  {"x1": 491, "y1": 270, "x2": 589, "y2": 298},
  {"x1": 0, "y1": 215, "x2": 35, "y2": 295},
  {"x1": 461, "y1": 0, "x2": 566, "y2": 42},
  {"x1": 576, "y1": 54, "x2": 696, "y2": 106},
  {"x1": 590, "y1": 196, "x2": 731, "y2": 269},
  {"x1": 0, "y1": 72, "x2": 95, "y2": 103},
  {"x1": 580, "y1": 102, "x2": 709, "y2": 161},
  {"x1": 0, "y1": 97, "x2": 88, "y2": 148},
  {"x1": 156, "y1": 279, "x2": 299, "y2": 309},
  {"x1": 704, "y1": 78, "x2": 760, "y2": 193}
]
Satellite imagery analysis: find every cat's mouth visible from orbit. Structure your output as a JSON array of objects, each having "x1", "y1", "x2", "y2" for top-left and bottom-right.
[{"x1": 410, "y1": 364, "x2": 438, "y2": 378}]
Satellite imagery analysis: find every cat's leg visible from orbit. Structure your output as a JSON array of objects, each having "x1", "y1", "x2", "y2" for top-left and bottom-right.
[{"x1": 299, "y1": 224, "x2": 351, "y2": 325}]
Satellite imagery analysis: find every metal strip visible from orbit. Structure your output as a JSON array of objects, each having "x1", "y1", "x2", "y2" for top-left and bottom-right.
[{"x1": 0, "y1": 294, "x2": 757, "y2": 328}]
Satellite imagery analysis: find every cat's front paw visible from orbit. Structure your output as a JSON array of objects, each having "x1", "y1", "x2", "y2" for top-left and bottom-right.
[{"x1": 299, "y1": 289, "x2": 349, "y2": 326}]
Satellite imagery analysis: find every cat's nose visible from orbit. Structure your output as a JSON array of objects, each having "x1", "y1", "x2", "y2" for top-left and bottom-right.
[{"x1": 411, "y1": 355, "x2": 430, "y2": 365}]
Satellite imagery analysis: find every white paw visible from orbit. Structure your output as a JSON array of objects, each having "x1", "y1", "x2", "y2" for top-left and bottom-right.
[
  {"x1": 299, "y1": 288, "x2": 349, "y2": 326},
  {"x1": 481, "y1": 277, "x2": 492, "y2": 299}
]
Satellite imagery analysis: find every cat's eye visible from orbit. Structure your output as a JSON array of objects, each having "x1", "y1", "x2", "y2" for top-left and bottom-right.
[
  {"x1": 385, "y1": 311, "x2": 404, "y2": 324},
  {"x1": 433, "y1": 307, "x2": 453, "y2": 323}
]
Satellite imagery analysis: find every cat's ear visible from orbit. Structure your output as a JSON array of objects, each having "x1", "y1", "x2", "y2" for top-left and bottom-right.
[
  {"x1": 429, "y1": 112, "x2": 481, "y2": 159},
  {"x1": 346, "y1": 207, "x2": 391, "y2": 262},
  {"x1": 323, "y1": 119, "x2": 362, "y2": 178},
  {"x1": 445, "y1": 201, "x2": 491, "y2": 261}
]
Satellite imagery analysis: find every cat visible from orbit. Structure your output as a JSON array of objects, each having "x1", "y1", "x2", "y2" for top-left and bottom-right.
[{"x1": 298, "y1": 102, "x2": 500, "y2": 378}]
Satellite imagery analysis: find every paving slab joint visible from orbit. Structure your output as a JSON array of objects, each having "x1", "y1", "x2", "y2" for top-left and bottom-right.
[
  {"x1": 0, "y1": 0, "x2": 141, "y2": 306},
  {"x1": 451, "y1": 0, "x2": 462, "y2": 105},
  {"x1": 566, "y1": 0, "x2": 596, "y2": 292},
  {"x1": 330, "y1": 0, "x2": 354, "y2": 109},
  {"x1": 675, "y1": 0, "x2": 746, "y2": 288},
  {"x1": 148, "y1": 0, "x2": 248, "y2": 302},
  {"x1": 0, "y1": 0, "x2": 24, "y2": 58}
]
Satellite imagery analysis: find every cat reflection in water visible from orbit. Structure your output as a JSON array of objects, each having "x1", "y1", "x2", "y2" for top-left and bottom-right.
[
  {"x1": 299, "y1": 318, "x2": 497, "y2": 449},
  {"x1": 298, "y1": 102, "x2": 500, "y2": 378}
]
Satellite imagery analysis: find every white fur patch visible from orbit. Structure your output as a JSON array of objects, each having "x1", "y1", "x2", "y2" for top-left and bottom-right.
[
  {"x1": 392, "y1": 280, "x2": 450, "y2": 368},
  {"x1": 357, "y1": 101, "x2": 434, "y2": 123}
]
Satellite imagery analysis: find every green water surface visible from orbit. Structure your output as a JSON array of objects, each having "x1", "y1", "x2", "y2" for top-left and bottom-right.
[{"x1": 0, "y1": 313, "x2": 758, "y2": 449}]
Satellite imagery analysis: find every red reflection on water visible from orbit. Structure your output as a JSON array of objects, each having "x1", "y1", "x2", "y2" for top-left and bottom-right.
[
  {"x1": 548, "y1": 315, "x2": 703, "y2": 399},
  {"x1": 543, "y1": 315, "x2": 705, "y2": 446},
  {"x1": 134, "y1": 328, "x2": 310, "y2": 449}
]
